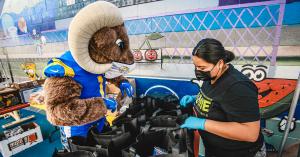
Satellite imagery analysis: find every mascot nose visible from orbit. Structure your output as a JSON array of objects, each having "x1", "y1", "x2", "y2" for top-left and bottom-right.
[
  {"x1": 118, "y1": 50, "x2": 134, "y2": 65},
  {"x1": 126, "y1": 51, "x2": 135, "y2": 64}
]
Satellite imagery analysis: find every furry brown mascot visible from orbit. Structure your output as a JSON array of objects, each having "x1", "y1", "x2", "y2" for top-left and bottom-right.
[{"x1": 43, "y1": 1, "x2": 135, "y2": 149}]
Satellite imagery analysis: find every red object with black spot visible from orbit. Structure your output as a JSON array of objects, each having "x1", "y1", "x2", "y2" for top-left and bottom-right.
[
  {"x1": 133, "y1": 50, "x2": 143, "y2": 61},
  {"x1": 145, "y1": 49, "x2": 157, "y2": 61},
  {"x1": 254, "y1": 79, "x2": 297, "y2": 108}
]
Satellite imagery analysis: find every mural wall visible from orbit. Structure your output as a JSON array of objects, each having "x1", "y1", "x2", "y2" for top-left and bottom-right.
[
  {"x1": 1, "y1": 0, "x2": 299, "y2": 65},
  {"x1": 1, "y1": 0, "x2": 56, "y2": 37},
  {"x1": 0, "y1": 0, "x2": 299, "y2": 155}
]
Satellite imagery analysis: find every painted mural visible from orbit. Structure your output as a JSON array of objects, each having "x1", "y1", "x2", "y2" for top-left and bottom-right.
[
  {"x1": 241, "y1": 65, "x2": 300, "y2": 154},
  {"x1": 20, "y1": 62, "x2": 40, "y2": 81},
  {"x1": 219, "y1": 0, "x2": 300, "y2": 6},
  {"x1": 132, "y1": 32, "x2": 164, "y2": 65},
  {"x1": 0, "y1": 0, "x2": 164, "y2": 39},
  {"x1": 1, "y1": 0, "x2": 56, "y2": 37}
]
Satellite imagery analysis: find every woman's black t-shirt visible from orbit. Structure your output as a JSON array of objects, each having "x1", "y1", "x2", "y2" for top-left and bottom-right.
[{"x1": 194, "y1": 64, "x2": 263, "y2": 157}]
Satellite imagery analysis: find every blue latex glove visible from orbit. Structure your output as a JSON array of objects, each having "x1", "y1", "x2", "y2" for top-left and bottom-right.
[
  {"x1": 180, "y1": 117, "x2": 206, "y2": 130},
  {"x1": 103, "y1": 98, "x2": 117, "y2": 112},
  {"x1": 180, "y1": 95, "x2": 196, "y2": 108},
  {"x1": 119, "y1": 81, "x2": 134, "y2": 97}
]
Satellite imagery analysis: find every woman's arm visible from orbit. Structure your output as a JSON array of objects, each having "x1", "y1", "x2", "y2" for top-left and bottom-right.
[{"x1": 205, "y1": 119, "x2": 260, "y2": 142}]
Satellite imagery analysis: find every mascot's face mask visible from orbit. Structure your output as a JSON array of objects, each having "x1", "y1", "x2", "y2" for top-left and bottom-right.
[
  {"x1": 68, "y1": 1, "x2": 135, "y2": 76},
  {"x1": 105, "y1": 62, "x2": 135, "y2": 79}
]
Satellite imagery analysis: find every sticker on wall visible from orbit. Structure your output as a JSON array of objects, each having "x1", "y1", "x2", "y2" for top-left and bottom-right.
[
  {"x1": 132, "y1": 32, "x2": 163, "y2": 65},
  {"x1": 256, "y1": 79, "x2": 297, "y2": 119},
  {"x1": 31, "y1": 29, "x2": 47, "y2": 55},
  {"x1": 241, "y1": 64, "x2": 267, "y2": 82},
  {"x1": 241, "y1": 64, "x2": 297, "y2": 119},
  {"x1": 0, "y1": 0, "x2": 56, "y2": 36},
  {"x1": 17, "y1": 17, "x2": 28, "y2": 34},
  {"x1": 132, "y1": 49, "x2": 160, "y2": 62},
  {"x1": 145, "y1": 49, "x2": 158, "y2": 61},
  {"x1": 21, "y1": 63, "x2": 39, "y2": 81},
  {"x1": 133, "y1": 50, "x2": 143, "y2": 61}
]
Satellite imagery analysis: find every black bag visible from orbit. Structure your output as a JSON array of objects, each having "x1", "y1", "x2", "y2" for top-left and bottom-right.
[
  {"x1": 89, "y1": 126, "x2": 133, "y2": 157},
  {"x1": 155, "y1": 95, "x2": 180, "y2": 111},
  {"x1": 113, "y1": 114, "x2": 147, "y2": 136},
  {"x1": 122, "y1": 128, "x2": 191, "y2": 157},
  {"x1": 115, "y1": 96, "x2": 159, "y2": 122},
  {"x1": 56, "y1": 95, "x2": 195, "y2": 157},
  {"x1": 150, "y1": 115, "x2": 179, "y2": 128},
  {"x1": 52, "y1": 149, "x2": 97, "y2": 157},
  {"x1": 68, "y1": 136, "x2": 109, "y2": 157},
  {"x1": 150, "y1": 114, "x2": 188, "y2": 128},
  {"x1": 154, "y1": 109, "x2": 182, "y2": 116}
]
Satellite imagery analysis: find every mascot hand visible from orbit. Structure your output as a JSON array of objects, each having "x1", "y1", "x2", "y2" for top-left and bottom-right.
[
  {"x1": 119, "y1": 81, "x2": 134, "y2": 97},
  {"x1": 103, "y1": 98, "x2": 117, "y2": 112}
]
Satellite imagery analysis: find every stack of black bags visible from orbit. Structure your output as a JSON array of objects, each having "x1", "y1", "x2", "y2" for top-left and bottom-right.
[{"x1": 53, "y1": 95, "x2": 195, "y2": 157}]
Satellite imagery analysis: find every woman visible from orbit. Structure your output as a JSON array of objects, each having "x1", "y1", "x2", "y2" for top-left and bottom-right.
[{"x1": 180, "y1": 38, "x2": 265, "y2": 157}]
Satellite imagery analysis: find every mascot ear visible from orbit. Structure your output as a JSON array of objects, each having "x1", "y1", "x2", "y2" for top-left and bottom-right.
[{"x1": 68, "y1": 1, "x2": 123, "y2": 74}]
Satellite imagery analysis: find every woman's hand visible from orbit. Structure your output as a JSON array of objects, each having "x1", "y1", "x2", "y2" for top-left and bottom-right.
[{"x1": 180, "y1": 116, "x2": 206, "y2": 130}]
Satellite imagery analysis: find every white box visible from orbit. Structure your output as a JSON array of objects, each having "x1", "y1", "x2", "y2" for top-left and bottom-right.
[{"x1": 0, "y1": 122, "x2": 43, "y2": 157}]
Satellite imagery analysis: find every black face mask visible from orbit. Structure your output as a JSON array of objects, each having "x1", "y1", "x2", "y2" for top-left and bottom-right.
[{"x1": 194, "y1": 64, "x2": 218, "y2": 81}]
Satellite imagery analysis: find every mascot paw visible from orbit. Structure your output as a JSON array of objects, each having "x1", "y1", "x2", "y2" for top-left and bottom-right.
[
  {"x1": 103, "y1": 97, "x2": 118, "y2": 112},
  {"x1": 119, "y1": 81, "x2": 134, "y2": 97}
]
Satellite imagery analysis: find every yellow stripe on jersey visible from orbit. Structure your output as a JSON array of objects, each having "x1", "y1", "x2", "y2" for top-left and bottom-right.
[{"x1": 97, "y1": 76, "x2": 105, "y2": 96}]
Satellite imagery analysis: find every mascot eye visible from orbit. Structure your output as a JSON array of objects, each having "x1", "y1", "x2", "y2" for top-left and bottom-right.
[{"x1": 116, "y1": 39, "x2": 125, "y2": 49}]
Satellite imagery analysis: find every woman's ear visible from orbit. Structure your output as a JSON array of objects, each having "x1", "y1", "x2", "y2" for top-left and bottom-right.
[{"x1": 219, "y1": 59, "x2": 225, "y2": 69}]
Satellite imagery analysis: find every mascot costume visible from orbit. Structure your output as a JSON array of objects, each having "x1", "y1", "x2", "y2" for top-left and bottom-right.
[{"x1": 43, "y1": 1, "x2": 135, "y2": 149}]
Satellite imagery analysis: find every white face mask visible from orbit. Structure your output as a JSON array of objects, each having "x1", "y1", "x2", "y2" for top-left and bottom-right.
[{"x1": 105, "y1": 62, "x2": 135, "y2": 79}]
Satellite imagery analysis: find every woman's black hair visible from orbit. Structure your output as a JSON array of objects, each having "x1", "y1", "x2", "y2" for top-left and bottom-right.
[{"x1": 192, "y1": 38, "x2": 235, "y2": 64}]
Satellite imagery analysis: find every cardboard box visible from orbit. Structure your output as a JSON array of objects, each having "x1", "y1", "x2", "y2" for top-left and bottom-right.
[
  {"x1": 0, "y1": 122, "x2": 43, "y2": 157},
  {"x1": 0, "y1": 88, "x2": 22, "y2": 109}
]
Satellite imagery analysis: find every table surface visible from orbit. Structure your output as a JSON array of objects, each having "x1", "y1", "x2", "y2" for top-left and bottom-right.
[{"x1": 0, "y1": 88, "x2": 18, "y2": 95}]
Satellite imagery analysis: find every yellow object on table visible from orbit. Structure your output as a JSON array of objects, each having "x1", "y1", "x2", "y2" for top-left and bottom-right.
[
  {"x1": 106, "y1": 110, "x2": 118, "y2": 126},
  {"x1": 29, "y1": 91, "x2": 46, "y2": 111}
]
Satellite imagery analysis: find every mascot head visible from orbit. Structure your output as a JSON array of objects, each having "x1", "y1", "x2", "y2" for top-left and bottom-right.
[{"x1": 68, "y1": 1, "x2": 135, "y2": 77}]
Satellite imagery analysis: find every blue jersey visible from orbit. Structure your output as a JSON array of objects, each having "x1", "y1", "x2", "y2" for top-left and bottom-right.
[
  {"x1": 43, "y1": 51, "x2": 106, "y2": 139},
  {"x1": 44, "y1": 51, "x2": 106, "y2": 99}
]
